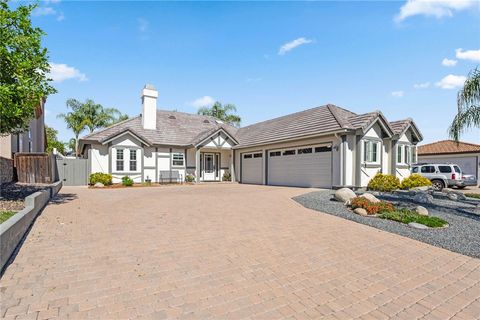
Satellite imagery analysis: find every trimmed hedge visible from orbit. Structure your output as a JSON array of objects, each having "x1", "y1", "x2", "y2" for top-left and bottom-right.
[
  {"x1": 121, "y1": 176, "x2": 134, "y2": 186},
  {"x1": 89, "y1": 172, "x2": 112, "y2": 185},
  {"x1": 367, "y1": 173, "x2": 401, "y2": 192},
  {"x1": 401, "y1": 174, "x2": 432, "y2": 190}
]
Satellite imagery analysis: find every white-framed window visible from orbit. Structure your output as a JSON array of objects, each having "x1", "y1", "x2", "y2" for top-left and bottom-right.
[
  {"x1": 172, "y1": 153, "x2": 184, "y2": 167},
  {"x1": 363, "y1": 140, "x2": 380, "y2": 163},
  {"x1": 116, "y1": 149, "x2": 124, "y2": 171},
  {"x1": 129, "y1": 149, "x2": 137, "y2": 171},
  {"x1": 397, "y1": 144, "x2": 413, "y2": 164},
  {"x1": 411, "y1": 146, "x2": 417, "y2": 164}
]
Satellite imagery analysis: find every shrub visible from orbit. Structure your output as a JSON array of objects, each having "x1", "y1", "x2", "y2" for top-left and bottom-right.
[
  {"x1": 121, "y1": 176, "x2": 134, "y2": 186},
  {"x1": 222, "y1": 171, "x2": 232, "y2": 182},
  {"x1": 367, "y1": 173, "x2": 401, "y2": 192},
  {"x1": 185, "y1": 174, "x2": 195, "y2": 183},
  {"x1": 89, "y1": 172, "x2": 112, "y2": 185},
  {"x1": 401, "y1": 174, "x2": 432, "y2": 190},
  {"x1": 350, "y1": 197, "x2": 395, "y2": 215},
  {"x1": 379, "y1": 209, "x2": 447, "y2": 228}
]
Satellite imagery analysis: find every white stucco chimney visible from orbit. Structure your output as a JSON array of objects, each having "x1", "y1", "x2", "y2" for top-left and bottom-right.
[{"x1": 141, "y1": 84, "x2": 158, "y2": 130}]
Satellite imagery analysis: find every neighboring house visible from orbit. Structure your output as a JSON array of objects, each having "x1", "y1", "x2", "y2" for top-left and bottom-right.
[
  {"x1": 79, "y1": 84, "x2": 423, "y2": 188},
  {"x1": 418, "y1": 140, "x2": 480, "y2": 179},
  {"x1": 0, "y1": 98, "x2": 46, "y2": 159},
  {"x1": 0, "y1": 99, "x2": 46, "y2": 184}
]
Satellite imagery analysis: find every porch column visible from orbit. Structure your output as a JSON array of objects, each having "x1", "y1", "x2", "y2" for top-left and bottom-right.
[
  {"x1": 230, "y1": 149, "x2": 235, "y2": 182},
  {"x1": 195, "y1": 148, "x2": 201, "y2": 183}
]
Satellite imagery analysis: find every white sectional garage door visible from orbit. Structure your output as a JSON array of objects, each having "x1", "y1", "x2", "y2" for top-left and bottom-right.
[
  {"x1": 241, "y1": 152, "x2": 263, "y2": 184},
  {"x1": 268, "y1": 144, "x2": 332, "y2": 188}
]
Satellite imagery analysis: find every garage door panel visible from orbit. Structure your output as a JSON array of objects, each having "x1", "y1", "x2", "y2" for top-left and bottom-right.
[
  {"x1": 268, "y1": 147, "x2": 332, "y2": 188},
  {"x1": 241, "y1": 153, "x2": 263, "y2": 184}
]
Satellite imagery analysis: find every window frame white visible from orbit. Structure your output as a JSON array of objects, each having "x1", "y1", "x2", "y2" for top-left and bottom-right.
[
  {"x1": 362, "y1": 140, "x2": 380, "y2": 164},
  {"x1": 172, "y1": 152, "x2": 185, "y2": 167},
  {"x1": 114, "y1": 147, "x2": 140, "y2": 173},
  {"x1": 397, "y1": 144, "x2": 413, "y2": 165}
]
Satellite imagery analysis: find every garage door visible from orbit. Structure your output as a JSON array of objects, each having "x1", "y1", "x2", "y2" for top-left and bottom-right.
[
  {"x1": 268, "y1": 144, "x2": 332, "y2": 188},
  {"x1": 241, "y1": 152, "x2": 263, "y2": 184},
  {"x1": 419, "y1": 156, "x2": 478, "y2": 178}
]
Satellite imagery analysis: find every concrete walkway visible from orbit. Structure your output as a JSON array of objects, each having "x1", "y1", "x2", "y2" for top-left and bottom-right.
[{"x1": 1, "y1": 184, "x2": 479, "y2": 319}]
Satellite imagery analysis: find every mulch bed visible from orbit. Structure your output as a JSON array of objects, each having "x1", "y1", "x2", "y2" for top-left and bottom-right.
[
  {"x1": 88, "y1": 182, "x2": 195, "y2": 189},
  {"x1": 0, "y1": 183, "x2": 50, "y2": 211}
]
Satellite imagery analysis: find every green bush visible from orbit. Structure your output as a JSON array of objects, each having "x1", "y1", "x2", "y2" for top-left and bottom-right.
[
  {"x1": 465, "y1": 193, "x2": 480, "y2": 199},
  {"x1": 89, "y1": 172, "x2": 112, "y2": 185},
  {"x1": 401, "y1": 174, "x2": 432, "y2": 190},
  {"x1": 121, "y1": 176, "x2": 134, "y2": 186},
  {"x1": 379, "y1": 209, "x2": 447, "y2": 228},
  {"x1": 185, "y1": 174, "x2": 195, "y2": 183},
  {"x1": 222, "y1": 171, "x2": 232, "y2": 182},
  {"x1": 367, "y1": 173, "x2": 401, "y2": 192}
]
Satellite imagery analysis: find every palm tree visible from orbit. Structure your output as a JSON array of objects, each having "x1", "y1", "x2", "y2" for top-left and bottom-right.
[
  {"x1": 197, "y1": 101, "x2": 241, "y2": 127},
  {"x1": 449, "y1": 68, "x2": 480, "y2": 141},
  {"x1": 57, "y1": 106, "x2": 86, "y2": 157}
]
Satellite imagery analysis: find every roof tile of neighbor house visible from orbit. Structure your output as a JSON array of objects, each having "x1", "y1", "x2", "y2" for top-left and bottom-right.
[
  {"x1": 81, "y1": 104, "x2": 416, "y2": 148},
  {"x1": 418, "y1": 140, "x2": 480, "y2": 155}
]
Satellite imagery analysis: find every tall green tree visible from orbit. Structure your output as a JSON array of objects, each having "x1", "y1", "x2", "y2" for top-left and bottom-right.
[
  {"x1": 197, "y1": 102, "x2": 241, "y2": 127},
  {"x1": 0, "y1": 1, "x2": 56, "y2": 134},
  {"x1": 449, "y1": 68, "x2": 480, "y2": 141},
  {"x1": 58, "y1": 99, "x2": 128, "y2": 156},
  {"x1": 45, "y1": 125, "x2": 65, "y2": 154}
]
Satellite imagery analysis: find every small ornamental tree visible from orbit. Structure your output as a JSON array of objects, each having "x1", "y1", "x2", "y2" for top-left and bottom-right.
[{"x1": 0, "y1": 1, "x2": 56, "y2": 135}]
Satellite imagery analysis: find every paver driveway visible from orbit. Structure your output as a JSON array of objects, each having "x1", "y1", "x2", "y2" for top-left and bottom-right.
[{"x1": 1, "y1": 184, "x2": 479, "y2": 320}]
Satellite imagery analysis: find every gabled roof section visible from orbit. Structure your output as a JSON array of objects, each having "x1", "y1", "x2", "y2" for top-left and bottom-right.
[
  {"x1": 347, "y1": 111, "x2": 395, "y2": 138},
  {"x1": 390, "y1": 118, "x2": 423, "y2": 142},
  {"x1": 192, "y1": 125, "x2": 239, "y2": 147},
  {"x1": 418, "y1": 140, "x2": 480, "y2": 155},
  {"x1": 79, "y1": 110, "x2": 238, "y2": 147},
  {"x1": 100, "y1": 128, "x2": 152, "y2": 146},
  {"x1": 234, "y1": 104, "x2": 355, "y2": 148}
]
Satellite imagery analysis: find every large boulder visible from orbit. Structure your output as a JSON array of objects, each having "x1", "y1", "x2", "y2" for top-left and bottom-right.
[
  {"x1": 360, "y1": 193, "x2": 380, "y2": 203},
  {"x1": 94, "y1": 182, "x2": 105, "y2": 188},
  {"x1": 446, "y1": 190, "x2": 467, "y2": 201},
  {"x1": 334, "y1": 188, "x2": 356, "y2": 203},
  {"x1": 408, "y1": 222, "x2": 429, "y2": 229},
  {"x1": 353, "y1": 208, "x2": 368, "y2": 216},
  {"x1": 415, "y1": 206, "x2": 428, "y2": 216},
  {"x1": 413, "y1": 192, "x2": 433, "y2": 204}
]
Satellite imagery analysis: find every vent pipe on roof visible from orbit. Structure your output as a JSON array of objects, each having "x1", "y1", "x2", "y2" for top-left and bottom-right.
[{"x1": 141, "y1": 84, "x2": 158, "y2": 130}]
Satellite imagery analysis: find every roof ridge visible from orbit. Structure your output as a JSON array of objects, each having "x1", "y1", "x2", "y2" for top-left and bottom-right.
[
  {"x1": 82, "y1": 115, "x2": 139, "y2": 139},
  {"x1": 326, "y1": 104, "x2": 352, "y2": 129},
  {"x1": 422, "y1": 140, "x2": 480, "y2": 147}
]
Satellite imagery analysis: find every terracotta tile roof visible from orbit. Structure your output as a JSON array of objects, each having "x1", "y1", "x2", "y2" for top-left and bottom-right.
[{"x1": 418, "y1": 140, "x2": 480, "y2": 155}]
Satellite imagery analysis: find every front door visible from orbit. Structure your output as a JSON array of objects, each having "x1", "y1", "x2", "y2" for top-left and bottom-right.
[{"x1": 203, "y1": 153, "x2": 216, "y2": 181}]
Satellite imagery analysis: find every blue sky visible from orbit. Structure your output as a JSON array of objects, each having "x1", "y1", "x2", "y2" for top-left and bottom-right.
[{"x1": 27, "y1": 0, "x2": 480, "y2": 144}]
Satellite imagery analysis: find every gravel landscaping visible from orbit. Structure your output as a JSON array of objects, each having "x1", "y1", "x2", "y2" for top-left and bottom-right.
[
  {"x1": 293, "y1": 190, "x2": 480, "y2": 258},
  {"x1": 0, "y1": 183, "x2": 50, "y2": 212}
]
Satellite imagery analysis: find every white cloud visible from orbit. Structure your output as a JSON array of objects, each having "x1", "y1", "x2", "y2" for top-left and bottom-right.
[
  {"x1": 414, "y1": 82, "x2": 431, "y2": 89},
  {"x1": 49, "y1": 63, "x2": 88, "y2": 82},
  {"x1": 191, "y1": 96, "x2": 215, "y2": 108},
  {"x1": 32, "y1": 7, "x2": 57, "y2": 16},
  {"x1": 455, "y1": 48, "x2": 480, "y2": 62},
  {"x1": 395, "y1": 0, "x2": 475, "y2": 22},
  {"x1": 435, "y1": 74, "x2": 466, "y2": 89},
  {"x1": 391, "y1": 91, "x2": 404, "y2": 98},
  {"x1": 138, "y1": 18, "x2": 149, "y2": 32},
  {"x1": 278, "y1": 37, "x2": 313, "y2": 55},
  {"x1": 442, "y1": 58, "x2": 457, "y2": 66},
  {"x1": 56, "y1": 12, "x2": 65, "y2": 21}
]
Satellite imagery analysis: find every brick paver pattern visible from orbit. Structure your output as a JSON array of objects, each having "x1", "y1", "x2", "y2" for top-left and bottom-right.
[{"x1": 1, "y1": 184, "x2": 479, "y2": 319}]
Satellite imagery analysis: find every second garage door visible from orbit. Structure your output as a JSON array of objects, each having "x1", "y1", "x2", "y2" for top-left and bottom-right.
[
  {"x1": 268, "y1": 144, "x2": 332, "y2": 188},
  {"x1": 241, "y1": 152, "x2": 263, "y2": 184}
]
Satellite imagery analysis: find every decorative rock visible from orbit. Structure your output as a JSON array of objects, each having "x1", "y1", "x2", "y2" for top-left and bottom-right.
[
  {"x1": 408, "y1": 222, "x2": 429, "y2": 229},
  {"x1": 412, "y1": 186, "x2": 431, "y2": 192},
  {"x1": 94, "y1": 182, "x2": 105, "y2": 188},
  {"x1": 353, "y1": 208, "x2": 368, "y2": 216},
  {"x1": 360, "y1": 193, "x2": 380, "y2": 203},
  {"x1": 334, "y1": 188, "x2": 356, "y2": 203},
  {"x1": 413, "y1": 192, "x2": 433, "y2": 204},
  {"x1": 415, "y1": 206, "x2": 429, "y2": 216},
  {"x1": 447, "y1": 193, "x2": 458, "y2": 201},
  {"x1": 442, "y1": 188, "x2": 454, "y2": 194}
]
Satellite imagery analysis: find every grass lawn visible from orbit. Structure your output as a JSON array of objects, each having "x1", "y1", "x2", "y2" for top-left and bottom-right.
[
  {"x1": 0, "y1": 211, "x2": 17, "y2": 224},
  {"x1": 379, "y1": 209, "x2": 447, "y2": 228},
  {"x1": 465, "y1": 193, "x2": 480, "y2": 199}
]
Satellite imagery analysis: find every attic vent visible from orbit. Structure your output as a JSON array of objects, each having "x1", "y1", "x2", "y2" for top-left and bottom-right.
[
  {"x1": 203, "y1": 119, "x2": 210, "y2": 123},
  {"x1": 168, "y1": 115, "x2": 176, "y2": 119}
]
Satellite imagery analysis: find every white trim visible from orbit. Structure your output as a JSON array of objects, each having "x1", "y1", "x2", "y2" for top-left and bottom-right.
[
  {"x1": 101, "y1": 130, "x2": 151, "y2": 147},
  {"x1": 195, "y1": 128, "x2": 238, "y2": 148}
]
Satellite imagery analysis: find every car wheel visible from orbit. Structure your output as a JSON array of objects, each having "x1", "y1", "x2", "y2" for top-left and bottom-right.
[{"x1": 431, "y1": 180, "x2": 444, "y2": 191}]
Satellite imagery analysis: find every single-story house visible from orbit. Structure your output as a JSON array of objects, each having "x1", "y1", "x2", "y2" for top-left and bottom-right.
[
  {"x1": 79, "y1": 84, "x2": 423, "y2": 188},
  {"x1": 418, "y1": 140, "x2": 480, "y2": 179}
]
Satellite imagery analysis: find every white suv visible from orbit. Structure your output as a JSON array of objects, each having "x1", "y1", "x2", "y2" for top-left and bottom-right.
[{"x1": 411, "y1": 163, "x2": 465, "y2": 191}]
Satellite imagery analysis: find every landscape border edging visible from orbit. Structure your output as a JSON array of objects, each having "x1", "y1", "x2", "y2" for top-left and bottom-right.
[{"x1": 0, "y1": 181, "x2": 63, "y2": 272}]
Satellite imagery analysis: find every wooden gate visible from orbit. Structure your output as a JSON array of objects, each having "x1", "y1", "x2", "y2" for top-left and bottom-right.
[
  {"x1": 14, "y1": 153, "x2": 55, "y2": 183},
  {"x1": 56, "y1": 158, "x2": 89, "y2": 186}
]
